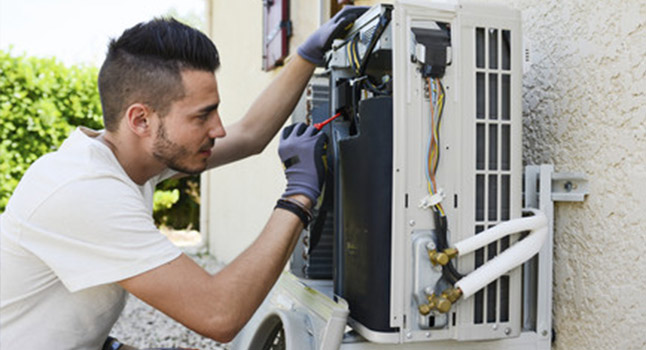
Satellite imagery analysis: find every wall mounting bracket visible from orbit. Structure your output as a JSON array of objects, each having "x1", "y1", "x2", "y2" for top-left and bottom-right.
[{"x1": 551, "y1": 172, "x2": 588, "y2": 202}]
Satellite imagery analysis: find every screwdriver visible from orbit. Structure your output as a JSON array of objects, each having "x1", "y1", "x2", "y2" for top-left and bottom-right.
[{"x1": 313, "y1": 112, "x2": 343, "y2": 130}]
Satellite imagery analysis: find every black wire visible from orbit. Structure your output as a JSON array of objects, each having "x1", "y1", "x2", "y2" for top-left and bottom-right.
[
  {"x1": 434, "y1": 211, "x2": 464, "y2": 285},
  {"x1": 362, "y1": 76, "x2": 390, "y2": 95},
  {"x1": 348, "y1": 34, "x2": 360, "y2": 75},
  {"x1": 344, "y1": 10, "x2": 394, "y2": 97},
  {"x1": 358, "y1": 9, "x2": 392, "y2": 77}
]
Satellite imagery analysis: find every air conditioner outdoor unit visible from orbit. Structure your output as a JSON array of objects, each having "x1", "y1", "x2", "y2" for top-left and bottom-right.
[{"x1": 230, "y1": 1, "x2": 578, "y2": 349}]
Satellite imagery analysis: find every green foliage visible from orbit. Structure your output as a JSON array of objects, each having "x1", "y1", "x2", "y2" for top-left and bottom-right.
[
  {"x1": 154, "y1": 176, "x2": 201, "y2": 230},
  {"x1": 0, "y1": 50, "x2": 103, "y2": 210},
  {"x1": 153, "y1": 189, "x2": 180, "y2": 212},
  {"x1": 0, "y1": 50, "x2": 200, "y2": 231}
]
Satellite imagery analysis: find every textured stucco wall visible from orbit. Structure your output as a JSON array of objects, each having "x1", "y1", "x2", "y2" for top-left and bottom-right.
[{"x1": 504, "y1": 0, "x2": 646, "y2": 349}]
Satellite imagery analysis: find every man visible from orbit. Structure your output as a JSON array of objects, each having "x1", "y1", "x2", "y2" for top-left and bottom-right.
[{"x1": 0, "y1": 7, "x2": 366, "y2": 349}]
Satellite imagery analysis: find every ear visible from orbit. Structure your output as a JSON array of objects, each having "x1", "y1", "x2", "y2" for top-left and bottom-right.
[{"x1": 124, "y1": 103, "x2": 154, "y2": 136}]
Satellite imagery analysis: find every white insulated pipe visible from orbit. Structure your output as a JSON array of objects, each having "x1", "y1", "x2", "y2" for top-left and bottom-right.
[
  {"x1": 453, "y1": 209, "x2": 548, "y2": 299},
  {"x1": 453, "y1": 209, "x2": 548, "y2": 256}
]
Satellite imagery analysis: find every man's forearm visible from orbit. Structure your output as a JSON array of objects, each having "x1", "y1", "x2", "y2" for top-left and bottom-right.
[
  {"x1": 118, "y1": 195, "x2": 311, "y2": 342},
  {"x1": 207, "y1": 55, "x2": 316, "y2": 169},
  {"x1": 201, "y1": 194, "x2": 311, "y2": 339},
  {"x1": 241, "y1": 55, "x2": 317, "y2": 148}
]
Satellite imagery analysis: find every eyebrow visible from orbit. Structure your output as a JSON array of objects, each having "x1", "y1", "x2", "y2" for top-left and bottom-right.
[{"x1": 196, "y1": 103, "x2": 219, "y2": 115}]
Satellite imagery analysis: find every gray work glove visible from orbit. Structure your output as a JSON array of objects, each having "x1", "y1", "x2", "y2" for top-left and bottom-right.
[
  {"x1": 297, "y1": 5, "x2": 369, "y2": 66},
  {"x1": 279, "y1": 123, "x2": 327, "y2": 203}
]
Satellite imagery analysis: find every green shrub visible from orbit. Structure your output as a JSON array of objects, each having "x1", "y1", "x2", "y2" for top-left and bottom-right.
[
  {"x1": 0, "y1": 50, "x2": 199, "y2": 230},
  {"x1": 153, "y1": 176, "x2": 201, "y2": 230},
  {"x1": 0, "y1": 50, "x2": 103, "y2": 210}
]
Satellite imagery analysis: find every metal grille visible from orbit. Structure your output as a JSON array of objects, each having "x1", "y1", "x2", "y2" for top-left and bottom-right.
[
  {"x1": 473, "y1": 26, "x2": 513, "y2": 325},
  {"x1": 290, "y1": 77, "x2": 333, "y2": 279}
]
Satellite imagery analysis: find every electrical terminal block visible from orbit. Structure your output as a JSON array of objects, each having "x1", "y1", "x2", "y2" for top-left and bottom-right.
[{"x1": 418, "y1": 188, "x2": 445, "y2": 209}]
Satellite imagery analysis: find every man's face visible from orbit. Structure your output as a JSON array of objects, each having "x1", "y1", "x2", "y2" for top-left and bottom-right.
[{"x1": 152, "y1": 69, "x2": 225, "y2": 174}]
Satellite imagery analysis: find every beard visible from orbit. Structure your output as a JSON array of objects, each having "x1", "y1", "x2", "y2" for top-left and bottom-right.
[{"x1": 152, "y1": 120, "x2": 211, "y2": 175}]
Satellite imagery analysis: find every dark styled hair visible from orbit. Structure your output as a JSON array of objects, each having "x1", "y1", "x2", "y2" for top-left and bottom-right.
[{"x1": 98, "y1": 18, "x2": 220, "y2": 131}]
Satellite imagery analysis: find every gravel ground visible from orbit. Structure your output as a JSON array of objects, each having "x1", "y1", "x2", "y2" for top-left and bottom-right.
[{"x1": 111, "y1": 242, "x2": 229, "y2": 350}]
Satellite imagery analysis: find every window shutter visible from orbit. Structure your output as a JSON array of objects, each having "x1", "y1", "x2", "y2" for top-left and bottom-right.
[{"x1": 262, "y1": 0, "x2": 291, "y2": 71}]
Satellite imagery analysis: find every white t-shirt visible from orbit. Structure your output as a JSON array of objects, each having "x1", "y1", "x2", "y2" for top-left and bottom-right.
[{"x1": 0, "y1": 127, "x2": 182, "y2": 349}]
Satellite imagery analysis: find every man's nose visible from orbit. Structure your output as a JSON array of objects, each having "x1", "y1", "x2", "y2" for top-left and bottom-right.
[{"x1": 209, "y1": 113, "x2": 226, "y2": 139}]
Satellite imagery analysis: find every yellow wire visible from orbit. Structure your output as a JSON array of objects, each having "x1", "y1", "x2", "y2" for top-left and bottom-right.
[
  {"x1": 352, "y1": 38, "x2": 361, "y2": 73},
  {"x1": 427, "y1": 78, "x2": 448, "y2": 219},
  {"x1": 428, "y1": 78, "x2": 439, "y2": 193},
  {"x1": 435, "y1": 203, "x2": 445, "y2": 215},
  {"x1": 432, "y1": 79, "x2": 445, "y2": 174},
  {"x1": 346, "y1": 42, "x2": 354, "y2": 71}
]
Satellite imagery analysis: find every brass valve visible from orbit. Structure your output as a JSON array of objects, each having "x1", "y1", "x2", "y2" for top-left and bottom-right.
[
  {"x1": 419, "y1": 293, "x2": 440, "y2": 316},
  {"x1": 419, "y1": 288, "x2": 463, "y2": 315},
  {"x1": 426, "y1": 293, "x2": 438, "y2": 308},
  {"x1": 425, "y1": 293, "x2": 451, "y2": 313},
  {"x1": 418, "y1": 303, "x2": 432, "y2": 315},
  {"x1": 441, "y1": 287, "x2": 463, "y2": 303},
  {"x1": 435, "y1": 296, "x2": 452, "y2": 313},
  {"x1": 427, "y1": 250, "x2": 446, "y2": 266},
  {"x1": 418, "y1": 288, "x2": 464, "y2": 314},
  {"x1": 428, "y1": 247, "x2": 459, "y2": 266}
]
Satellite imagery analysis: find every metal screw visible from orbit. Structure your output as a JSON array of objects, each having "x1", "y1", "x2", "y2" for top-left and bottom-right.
[
  {"x1": 426, "y1": 242, "x2": 436, "y2": 250},
  {"x1": 406, "y1": 332, "x2": 412, "y2": 339},
  {"x1": 542, "y1": 330, "x2": 549, "y2": 337},
  {"x1": 409, "y1": 220, "x2": 416, "y2": 227},
  {"x1": 564, "y1": 181, "x2": 573, "y2": 192},
  {"x1": 504, "y1": 327, "x2": 511, "y2": 335},
  {"x1": 492, "y1": 324, "x2": 498, "y2": 330},
  {"x1": 425, "y1": 332, "x2": 431, "y2": 338}
]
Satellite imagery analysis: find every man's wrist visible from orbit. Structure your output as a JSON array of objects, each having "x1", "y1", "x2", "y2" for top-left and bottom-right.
[
  {"x1": 285, "y1": 194, "x2": 312, "y2": 209},
  {"x1": 275, "y1": 194, "x2": 313, "y2": 226}
]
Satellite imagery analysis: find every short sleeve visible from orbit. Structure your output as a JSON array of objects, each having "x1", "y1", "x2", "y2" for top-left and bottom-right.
[{"x1": 22, "y1": 175, "x2": 182, "y2": 292}]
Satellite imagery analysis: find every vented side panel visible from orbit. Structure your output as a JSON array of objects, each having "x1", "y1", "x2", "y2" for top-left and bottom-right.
[
  {"x1": 473, "y1": 26, "x2": 514, "y2": 327},
  {"x1": 290, "y1": 79, "x2": 334, "y2": 279}
]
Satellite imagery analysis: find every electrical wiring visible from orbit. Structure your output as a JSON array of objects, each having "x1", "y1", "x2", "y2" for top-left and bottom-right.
[
  {"x1": 363, "y1": 76, "x2": 391, "y2": 96},
  {"x1": 424, "y1": 77, "x2": 463, "y2": 285},
  {"x1": 346, "y1": 34, "x2": 362, "y2": 75},
  {"x1": 344, "y1": 12, "x2": 392, "y2": 96},
  {"x1": 358, "y1": 9, "x2": 392, "y2": 77},
  {"x1": 426, "y1": 78, "x2": 445, "y2": 214}
]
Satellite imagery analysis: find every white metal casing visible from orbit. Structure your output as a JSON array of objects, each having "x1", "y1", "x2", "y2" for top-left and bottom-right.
[
  {"x1": 380, "y1": 0, "x2": 525, "y2": 343},
  {"x1": 231, "y1": 1, "x2": 551, "y2": 349}
]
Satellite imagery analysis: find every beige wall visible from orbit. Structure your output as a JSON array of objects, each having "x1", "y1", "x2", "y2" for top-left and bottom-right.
[
  {"x1": 202, "y1": 0, "x2": 323, "y2": 262},
  {"x1": 204, "y1": 0, "x2": 646, "y2": 348}
]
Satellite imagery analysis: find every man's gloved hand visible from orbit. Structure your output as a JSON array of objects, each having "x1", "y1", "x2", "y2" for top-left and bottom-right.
[
  {"x1": 279, "y1": 123, "x2": 327, "y2": 203},
  {"x1": 297, "y1": 5, "x2": 369, "y2": 66}
]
